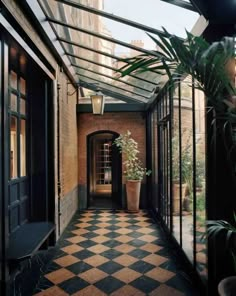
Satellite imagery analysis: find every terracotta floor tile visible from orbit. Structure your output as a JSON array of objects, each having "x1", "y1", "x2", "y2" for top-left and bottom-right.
[
  {"x1": 113, "y1": 254, "x2": 138, "y2": 267},
  {"x1": 139, "y1": 234, "x2": 157, "y2": 243},
  {"x1": 101, "y1": 212, "x2": 113, "y2": 216},
  {"x1": 116, "y1": 212, "x2": 129, "y2": 216},
  {"x1": 91, "y1": 236, "x2": 110, "y2": 244},
  {"x1": 136, "y1": 216, "x2": 149, "y2": 221},
  {"x1": 81, "y1": 218, "x2": 94, "y2": 222},
  {"x1": 140, "y1": 243, "x2": 163, "y2": 253},
  {"x1": 34, "y1": 285, "x2": 69, "y2": 296},
  {"x1": 61, "y1": 244, "x2": 84, "y2": 254},
  {"x1": 115, "y1": 222, "x2": 131, "y2": 227},
  {"x1": 81, "y1": 212, "x2": 94, "y2": 217},
  {"x1": 138, "y1": 227, "x2": 157, "y2": 234},
  {"x1": 45, "y1": 268, "x2": 75, "y2": 284},
  {"x1": 72, "y1": 285, "x2": 107, "y2": 296},
  {"x1": 54, "y1": 255, "x2": 79, "y2": 267},
  {"x1": 74, "y1": 223, "x2": 91, "y2": 228},
  {"x1": 83, "y1": 255, "x2": 109, "y2": 267},
  {"x1": 72, "y1": 229, "x2": 89, "y2": 235},
  {"x1": 149, "y1": 284, "x2": 185, "y2": 296},
  {"x1": 88, "y1": 244, "x2": 110, "y2": 254},
  {"x1": 110, "y1": 284, "x2": 145, "y2": 296},
  {"x1": 112, "y1": 268, "x2": 141, "y2": 283},
  {"x1": 97, "y1": 217, "x2": 111, "y2": 222},
  {"x1": 114, "y1": 235, "x2": 133, "y2": 243},
  {"x1": 135, "y1": 222, "x2": 151, "y2": 227},
  {"x1": 117, "y1": 217, "x2": 130, "y2": 221},
  {"x1": 94, "y1": 229, "x2": 111, "y2": 235},
  {"x1": 145, "y1": 267, "x2": 175, "y2": 282},
  {"x1": 96, "y1": 222, "x2": 110, "y2": 228},
  {"x1": 79, "y1": 268, "x2": 108, "y2": 284},
  {"x1": 114, "y1": 228, "x2": 132, "y2": 235},
  {"x1": 114, "y1": 244, "x2": 136, "y2": 254},
  {"x1": 66, "y1": 236, "x2": 87, "y2": 244},
  {"x1": 142, "y1": 254, "x2": 168, "y2": 266}
]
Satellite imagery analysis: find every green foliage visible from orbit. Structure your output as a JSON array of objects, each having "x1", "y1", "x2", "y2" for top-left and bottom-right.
[
  {"x1": 120, "y1": 29, "x2": 236, "y2": 121},
  {"x1": 113, "y1": 130, "x2": 151, "y2": 181}
]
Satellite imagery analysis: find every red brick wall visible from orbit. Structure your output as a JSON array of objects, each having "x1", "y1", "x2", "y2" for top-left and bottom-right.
[{"x1": 78, "y1": 112, "x2": 146, "y2": 185}]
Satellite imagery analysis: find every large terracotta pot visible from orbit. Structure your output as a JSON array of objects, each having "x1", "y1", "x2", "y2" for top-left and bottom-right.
[
  {"x1": 126, "y1": 180, "x2": 141, "y2": 213},
  {"x1": 172, "y1": 182, "x2": 188, "y2": 215}
]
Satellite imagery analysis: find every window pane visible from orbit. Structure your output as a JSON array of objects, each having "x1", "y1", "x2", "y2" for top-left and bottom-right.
[
  {"x1": 10, "y1": 93, "x2": 17, "y2": 112},
  {"x1": 10, "y1": 116, "x2": 18, "y2": 179},
  {"x1": 10, "y1": 71, "x2": 17, "y2": 89},
  {"x1": 20, "y1": 119, "x2": 26, "y2": 176},
  {"x1": 20, "y1": 98, "x2": 26, "y2": 115},
  {"x1": 20, "y1": 77, "x2": 26, "y2": 95}
]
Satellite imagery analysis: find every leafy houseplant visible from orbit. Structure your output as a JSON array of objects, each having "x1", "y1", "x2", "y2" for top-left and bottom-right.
[
  {"x1": 113, "y1": 130, "x2": 151, "y2": 212},
  {"x1": 113, "y1": 130, "x2": 151, "y2": 180}
]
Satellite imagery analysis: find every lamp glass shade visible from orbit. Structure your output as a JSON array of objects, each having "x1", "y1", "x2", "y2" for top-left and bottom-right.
[{"x1": 90, "y1": 91, "x2": 104, "y2": 114}]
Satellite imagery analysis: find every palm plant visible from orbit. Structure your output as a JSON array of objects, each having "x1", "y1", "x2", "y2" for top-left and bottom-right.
[
  {"x1": 205, "y1": 215, "x2": 236, "y2": 272},
  {"x1": 120, "y1": 29, "x2": 236, "y2": 117},
  {"x1": 119, "y1": 29, "x2": 236, "y2": 185}
]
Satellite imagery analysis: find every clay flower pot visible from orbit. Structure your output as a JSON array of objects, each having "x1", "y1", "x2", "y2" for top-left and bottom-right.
[{"x1": 126, "y1": 180, "x2": 141, "y2": 213}]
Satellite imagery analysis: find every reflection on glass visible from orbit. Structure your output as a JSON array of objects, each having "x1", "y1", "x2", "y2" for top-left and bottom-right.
[
  {"x1": 20, "y1": 119, "x2": 26, "y2": 177},
  {"x1": 151, "y1": 108, "x2": 158, "y2": 210},
  {"x1": 20, "y1": 98, "x2": 26, "y2": 115},
  {"x1": 10, "y1": 93, "x2": 17, "y2": 112},
  {"x1": 172, "y1": 87, "x2": 181, "y2": 244},
  {"x1": 20, "y1": 77, "x2": 26, "y2": 95},
  {"x1": 10, "y1": 71, "x2": 17, "y2": 89},
  {"x1": 10, "y1": 116, "x2": 18, "y2": 179},
  {"x1": 195, "y1": 89, "x2": 207, "y2": 282},
  {"x1": 181, "y1": 79, "x2": 194, "y2": 263}
]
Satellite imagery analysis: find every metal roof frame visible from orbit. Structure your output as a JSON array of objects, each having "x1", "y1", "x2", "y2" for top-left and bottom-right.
[
  {"x1": 160, "y1": 0, "x2": 197, "y2": 12},
  {"x1": 75, "y1": 66, "x2": 151, "y2": 95},
  {"x1": 54, "y1": 0, "x2": 169, "y2": 37},
  {"x1": 79, "y1": 80, "x2": 148, "y2": 104},
  {"x1": 77, "y1": 73, "x2": 149, "y2": 101},
  {"x1": 24, "y1": 0, "x2": 199, "y2": 104},
  {"x1": 68, "y1": 53, "x2": 157, "y2": 87}
]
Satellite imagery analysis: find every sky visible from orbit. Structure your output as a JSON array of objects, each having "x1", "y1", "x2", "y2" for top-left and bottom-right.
[{"x1": 103, "y1": 0, "x2": 199, "y2": 54}]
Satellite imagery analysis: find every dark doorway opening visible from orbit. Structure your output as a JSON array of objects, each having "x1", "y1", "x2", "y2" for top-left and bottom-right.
[{"x1": 87, "y1": 131, "x2": 121, "y2": 209}]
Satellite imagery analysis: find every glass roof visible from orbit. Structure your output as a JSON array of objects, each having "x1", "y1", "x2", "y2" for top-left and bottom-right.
[{"x1": 29, "y1": 0, "x2": 200, "y2": 104}]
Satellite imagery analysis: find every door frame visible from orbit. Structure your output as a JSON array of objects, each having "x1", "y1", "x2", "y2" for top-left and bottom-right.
[{"x1": 87, "y1": 130, "x2": 121, "y2": 208}]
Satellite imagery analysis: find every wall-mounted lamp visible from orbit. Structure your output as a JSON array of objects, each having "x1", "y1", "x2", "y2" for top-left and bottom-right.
[{"x1": 90, "y1": 90, "x2": 105, "y2": 115}]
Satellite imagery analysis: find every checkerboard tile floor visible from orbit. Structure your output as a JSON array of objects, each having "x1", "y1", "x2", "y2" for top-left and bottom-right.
[{"x1": 33, "y1": 210, "x2": 200, "y2": 295}]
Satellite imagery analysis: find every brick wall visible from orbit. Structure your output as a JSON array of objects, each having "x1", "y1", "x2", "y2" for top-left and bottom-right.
[
  {"x1": 58, "y1": 74, "x2": 79, "y2": 197},
  {"x1": 78, "y1": 112, "x2": 146, "y2": 188}
]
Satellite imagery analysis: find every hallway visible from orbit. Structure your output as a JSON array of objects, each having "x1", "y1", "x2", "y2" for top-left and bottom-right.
[{"x1": 33, "y1": 210, "x2": 200, "y2": 296}]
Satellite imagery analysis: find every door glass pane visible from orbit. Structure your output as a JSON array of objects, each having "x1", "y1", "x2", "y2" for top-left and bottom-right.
[
  {"x1": 20, "y1": 119, "x2": 26, "y2": 177},
  {"x1": 20, "y1": 98, "x2": 26, "y2": 115},
  {"x1": 10, "y1": 71, "x2": 17, "y2": 89},
  {"x1": 20, "y1": 77, "x2": 26, "y2": 95},
  {"x1": 10, "y1": 93, "x2": 17, "y2": 112},
  {"x1": 10, "y1": 116, "x2": 18, "y2": 179}
]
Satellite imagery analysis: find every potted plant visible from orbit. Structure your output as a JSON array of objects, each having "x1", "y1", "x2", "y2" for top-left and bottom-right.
[
  {"x1": 113, "y1": 130, "x2": 151, "y2": 212},
  {"x1": 205, "y1": 215, "x2": 236, "y2": 294}
]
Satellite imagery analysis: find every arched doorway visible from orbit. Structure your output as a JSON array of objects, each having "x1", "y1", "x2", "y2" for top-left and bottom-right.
[{"x1": 87, "y1": 131, "x2": 122, "y2": 209}]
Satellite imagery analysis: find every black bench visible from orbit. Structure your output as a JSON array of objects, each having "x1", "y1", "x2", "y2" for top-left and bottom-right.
[{"x1": 7, "y1": 222, "x2": 55, "y2": 263}]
